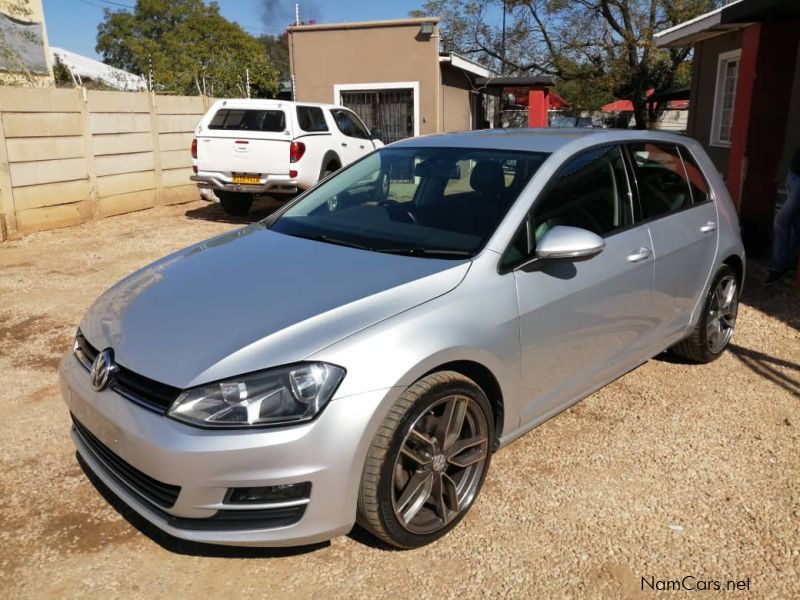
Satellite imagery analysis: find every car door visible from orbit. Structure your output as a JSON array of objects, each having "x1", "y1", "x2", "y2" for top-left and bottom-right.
[
  {"x1": 329, "y1": 108, "x2": 375, "y2": 164},
  {"x1": 627, "y1": 142, "x2": 719, "y2": 338},
  {"x1": 505, "y1": 145, "x2": 657, "y2": 426}
]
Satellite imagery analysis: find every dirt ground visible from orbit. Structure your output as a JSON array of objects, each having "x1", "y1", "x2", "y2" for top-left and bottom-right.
[{"x1": 0, "y1": 198, "x2": 798, "y2": 599}]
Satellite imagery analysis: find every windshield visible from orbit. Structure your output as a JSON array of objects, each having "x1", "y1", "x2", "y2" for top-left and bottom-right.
[{"x1": 269, "y1": 146, "x2": 549, "y2": 258}]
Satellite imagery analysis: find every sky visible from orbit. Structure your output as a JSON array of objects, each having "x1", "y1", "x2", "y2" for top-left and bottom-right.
[{"x1": 43, "y1": 0, "x2": 431, "y2": 59}]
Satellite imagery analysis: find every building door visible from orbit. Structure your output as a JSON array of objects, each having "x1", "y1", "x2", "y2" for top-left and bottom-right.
[{"x1": 339, "y1": 89, "x2": 415, "y2": 144}]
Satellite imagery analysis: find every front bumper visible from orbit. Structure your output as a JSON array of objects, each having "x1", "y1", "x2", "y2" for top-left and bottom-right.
[
  {"x1": 191, "y1": 172, "x2": 299, "y2": 195},
  {"x1": 59, "y1": 353, "x2": 394, "y2": 547}
]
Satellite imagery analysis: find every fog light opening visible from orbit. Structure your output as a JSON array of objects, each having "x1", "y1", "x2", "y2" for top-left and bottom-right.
[{"x1": 226, "y1": 482, "x2": 311, "y2": 505}]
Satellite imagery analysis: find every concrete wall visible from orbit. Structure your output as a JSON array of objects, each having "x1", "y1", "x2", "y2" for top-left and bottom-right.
[
  {"x1": 289, "y1": 19, "x2": 442, "y2": 135},
  {"x1": 440, "y1": 63, "x2": 472, "y2": 132},
  {"x1": 686, "y1": 29, "x2": 743, "y2": 177},
  {"x1": 0, "y1": 86, "x2": 208, "y2": 239}
]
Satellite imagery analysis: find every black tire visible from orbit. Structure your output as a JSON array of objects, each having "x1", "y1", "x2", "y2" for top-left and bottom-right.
[
  {"x1": 218, "y1": 191, "x2": 253, "y2": 216},
  {"x1": 357, "y1": 371, "x2": 494, "y2": 549},
  {"x1": 671, "y1": 264, "x2": 739, "y2": 363},
  {"x1": 322, "y1": 162, "x2": 340, "y2": 180},
  {"x1": 376, "y1": 171, "x2": 390, "y2": 199}
]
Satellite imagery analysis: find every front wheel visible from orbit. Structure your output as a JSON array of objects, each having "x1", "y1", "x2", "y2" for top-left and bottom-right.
[
  {"x1": 218, "y1": 191, "x2": 253, "y2": 216},
  {"x1": 671, "y1": 265, "x2": 739, "y2": 363},
  {"x1": 357, "y1": 372, "x2": 493, "y2": 549}
]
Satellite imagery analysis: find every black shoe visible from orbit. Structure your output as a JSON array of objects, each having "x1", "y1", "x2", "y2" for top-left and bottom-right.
[{"x1": 763, "y1": 270, "x2": 788, "y2": 286}]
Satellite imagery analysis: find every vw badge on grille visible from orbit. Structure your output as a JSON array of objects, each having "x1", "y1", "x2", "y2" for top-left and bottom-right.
[{"x1": 90, "y1": 349, "x2": 118, "y2": 392}]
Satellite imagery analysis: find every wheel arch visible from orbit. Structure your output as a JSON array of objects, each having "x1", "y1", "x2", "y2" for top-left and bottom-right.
[
  {"x1": 421, "y1": 360, "x2": 504, "y2": 451},
  {"x1": 319, "y1": 151, "x2": 342, "y2": 178},
  {"x1": 722, "y1": 254, "x2": 745, "y2": 290}
]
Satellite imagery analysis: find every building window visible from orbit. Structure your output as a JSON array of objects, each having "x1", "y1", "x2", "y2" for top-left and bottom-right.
[{"x1": 710, "y1": 49, "x2": 741, "y2": 147}]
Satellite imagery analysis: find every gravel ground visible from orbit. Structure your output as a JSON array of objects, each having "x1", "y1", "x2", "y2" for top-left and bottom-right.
[{"x1": 0, "y1": 199, "x2": 798, "y2": 599}]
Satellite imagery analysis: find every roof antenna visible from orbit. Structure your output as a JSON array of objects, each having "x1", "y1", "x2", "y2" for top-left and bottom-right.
[{"x1": 295, "y1": 3, "x2": 300, "y2": 26}]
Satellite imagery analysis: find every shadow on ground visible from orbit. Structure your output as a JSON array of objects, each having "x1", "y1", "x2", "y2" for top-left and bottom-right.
[
  {"x1": 184, "y1": 196, "x2": 288, "y2": 225},
  {"x1": 728, "y1": 344, "x2": 800, "y2": 398},
  {"x1": 77, "y1": 454, "x2": 330, "y2": 558},
  {"x1": 740, "y1": 263, "x2": 799, "y2": 333}
]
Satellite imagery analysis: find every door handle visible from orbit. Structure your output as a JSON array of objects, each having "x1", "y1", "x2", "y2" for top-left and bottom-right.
[
  {"x1": 627, "y1": 247, "x2": 651, "y2": 263},
  {"x1": 700, "y1": 221, "x2": 717, "y2": 233},
  {"x1": 359, "y1": 145, "x2": 365, "y2": 149},
  {"x1": 341, "y1": 143, "x2": 348, "y2": 147}
]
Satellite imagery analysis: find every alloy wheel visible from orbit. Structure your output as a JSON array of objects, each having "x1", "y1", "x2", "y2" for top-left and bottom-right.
[
  {"x1": 706, "y1": 274, "x2": 738, "y2": 353},
  {"x1": 391, "y1": 394, "x2": 489, "y2": 535}
]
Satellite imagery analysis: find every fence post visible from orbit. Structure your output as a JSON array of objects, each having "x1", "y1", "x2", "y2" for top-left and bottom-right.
[
  {"x1": 148, "y1": 92, "x2": 165, "y2": 204},
  {"x1": 0, "y1": 109, "x2": 19, "y2": 240},
  {"x1": 78, "y1": 86, "x2": 100, "y2": 220}
]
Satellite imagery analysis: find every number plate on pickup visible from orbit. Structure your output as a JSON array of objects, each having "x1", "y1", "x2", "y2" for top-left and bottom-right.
[{"x1": 232, "y1": 174, "x2": 261, "y2": 185}]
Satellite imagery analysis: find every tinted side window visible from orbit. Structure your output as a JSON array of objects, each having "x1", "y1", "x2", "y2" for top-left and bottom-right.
[
  {"x1": 629, "y1": 143, "x2": 692, "y2": 217},
  {"x1": 208, "y1": 109, "x2": 286, "y2": 132},
  {"x1": 532, "y1": 145, "x2": 632, "y2": 244},
  {"x1": 296, "y1": 106, "x2": 328, "y2": 132},
  {"x1": 678, "y1": 148, "x2": 710, "y2": 204},
  {"x1": 331, "y1": 109, "x2": 370, "y2": 139}
]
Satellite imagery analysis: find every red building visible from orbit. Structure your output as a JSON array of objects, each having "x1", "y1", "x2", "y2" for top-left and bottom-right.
[{"x1": 656, "y1": 0, "x2": 800, "y2": 255}]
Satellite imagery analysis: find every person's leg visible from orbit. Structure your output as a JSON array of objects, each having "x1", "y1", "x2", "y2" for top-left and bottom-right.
[{"x1": 766, "y1": 172, "x2": 800, "y2": 284}]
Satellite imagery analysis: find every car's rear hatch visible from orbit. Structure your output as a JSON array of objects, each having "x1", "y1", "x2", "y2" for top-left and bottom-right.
[{"x1": 197, "y1": 105, "x2": 290, "y2": 177}]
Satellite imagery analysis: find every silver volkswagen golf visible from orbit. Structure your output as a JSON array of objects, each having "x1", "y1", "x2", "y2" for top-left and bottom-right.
[{"x1": 61, "y1": 129, "x2": 744, "y2": 549}]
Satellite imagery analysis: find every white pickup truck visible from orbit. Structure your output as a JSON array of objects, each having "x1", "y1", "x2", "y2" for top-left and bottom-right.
[{"x1": 191, "y1": 99, "x2": 384, "y2": 215}]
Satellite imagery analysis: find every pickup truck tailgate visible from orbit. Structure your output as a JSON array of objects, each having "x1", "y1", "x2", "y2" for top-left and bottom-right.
[{"x1": 197, "y1": 106, "x2": 290, "y2": 175}]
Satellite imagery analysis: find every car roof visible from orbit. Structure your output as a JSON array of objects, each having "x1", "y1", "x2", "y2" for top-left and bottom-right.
[
  {"x1": 390, "y1": 127, "x2": 696, "y2": 154},
  {"x1": 209, "y1": 99, "x2": 342, "y2": 110}
]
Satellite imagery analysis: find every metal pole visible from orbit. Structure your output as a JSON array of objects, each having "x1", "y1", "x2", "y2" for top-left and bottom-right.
[{"x1": 501, "y1": 0, "x2": 506, "y2": 76}]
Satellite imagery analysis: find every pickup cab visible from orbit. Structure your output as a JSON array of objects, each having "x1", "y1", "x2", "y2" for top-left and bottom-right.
[{"x1": 191, "y1": 99, "x2": 384, "y2": 215}]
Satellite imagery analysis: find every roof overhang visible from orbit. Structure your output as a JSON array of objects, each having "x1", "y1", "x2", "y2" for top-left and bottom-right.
[
  {"x1": 288, "y1": 17, "x2": 439, "y2": 33},
  {"x1": 656, "y1": 0, "x2": 800, "y2": 47},
  {"x1": 474, "y1": 76, "x2": 555, "y2": 88},
  {"x1": 439, "y1": 52, "x2": 497, "y2": 78},
  {"x1": 655, "y1": 1, "x2": 746, "y2": 47}
]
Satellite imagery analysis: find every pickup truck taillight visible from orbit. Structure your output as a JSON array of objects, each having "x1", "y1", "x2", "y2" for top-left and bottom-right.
[
  {"x1": 191, "y1": 138, "x2": 197, "y2": 159},
  {"x1": 289, "y1": 141, "x2": 306, "y2": 163}
]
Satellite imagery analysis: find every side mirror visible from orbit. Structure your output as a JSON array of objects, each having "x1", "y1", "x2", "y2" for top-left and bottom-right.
[
  {"x1": 535, "y1": 226, "x2": 605, "y2": 261},
  {"x1": 370, "y1": 127, "x2": 383, "y2": 141}
]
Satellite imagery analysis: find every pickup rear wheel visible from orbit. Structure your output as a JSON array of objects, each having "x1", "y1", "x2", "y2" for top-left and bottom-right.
[{"x1": 218, "y1": 191, "x2": 253, "y2": 216}]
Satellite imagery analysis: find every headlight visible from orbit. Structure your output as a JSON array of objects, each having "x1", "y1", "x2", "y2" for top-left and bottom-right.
[{"x1": 167, "y1": 363, "x2": 345, "y2": 428}]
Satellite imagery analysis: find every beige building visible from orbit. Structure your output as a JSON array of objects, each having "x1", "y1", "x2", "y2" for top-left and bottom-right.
[
  {"x1": 288, "y1": 18, "x2": 496, "y2": 144},
  {"x1": 0, "y1": 0, "x2": 54, "y2": 86}
]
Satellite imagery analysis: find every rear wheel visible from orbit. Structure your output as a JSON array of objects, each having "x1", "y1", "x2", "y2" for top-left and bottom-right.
[
  {"x1": 671, "y1": 265, "x2": 739, "y2": 363},
  {"x1": 357, "y1": 372, "x2": 493, "y2": 549},
  {"x1": 218, "y1": 191, "x2": 253, "y2": 216},
  {"x1": 322, "y1": 161, "x2": 341, "y2": 180}
]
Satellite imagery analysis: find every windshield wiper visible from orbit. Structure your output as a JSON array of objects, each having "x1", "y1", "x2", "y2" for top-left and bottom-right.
[
  {"x1": 376, "y1": 247, "x2": 472, "y2": 259},
  {"x1": 288, "y1": 232, "x2": 372, "y2": 251}
]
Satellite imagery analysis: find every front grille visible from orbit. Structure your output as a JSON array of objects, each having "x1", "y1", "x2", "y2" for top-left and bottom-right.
[
  {"x1": 72, "y1": 414, "x2": 181, "y2": 509},
  {"x1": 75, "y1": 332, "x2": 181, "y2": 413}
]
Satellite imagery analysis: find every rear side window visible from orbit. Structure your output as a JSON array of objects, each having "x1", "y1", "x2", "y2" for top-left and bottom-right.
[
  {"x1": 629, "y1": 143, "x2": 692, "y2": 218},
  {"x1": 679, "y1": 148, "x2": 711, "y2": 204},
  {"x1": 296, "y1": 106, "x2": 328, "y2": 132},
  {"x1": 330, "y1": 109, "x2": 370, "y2": 139},
  {"x1": 208, "y1": 109, "x2": 286, "y2": 132},
  {"x1": 533, "y1": 145, "x2": 632, "y2": 241}
]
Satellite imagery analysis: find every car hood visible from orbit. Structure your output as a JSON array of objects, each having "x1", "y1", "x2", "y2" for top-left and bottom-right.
[{"x1": 80, "y1": 224, "x2": 470, "y2": 388}]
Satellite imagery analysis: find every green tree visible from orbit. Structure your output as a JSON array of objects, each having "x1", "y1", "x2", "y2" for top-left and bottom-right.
[
  {"x1": 96, "y1": 0, "x2": 279, "y2": 97},
  {"x1": 259, "y1": 33, "x2": 289, "y2": 81},
  {"x1": 52, "y1": 53, "x2": 74, "y2": 87},
  {"x1": 413, "y1": 0, "x2": 720, "y2": 128}
]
